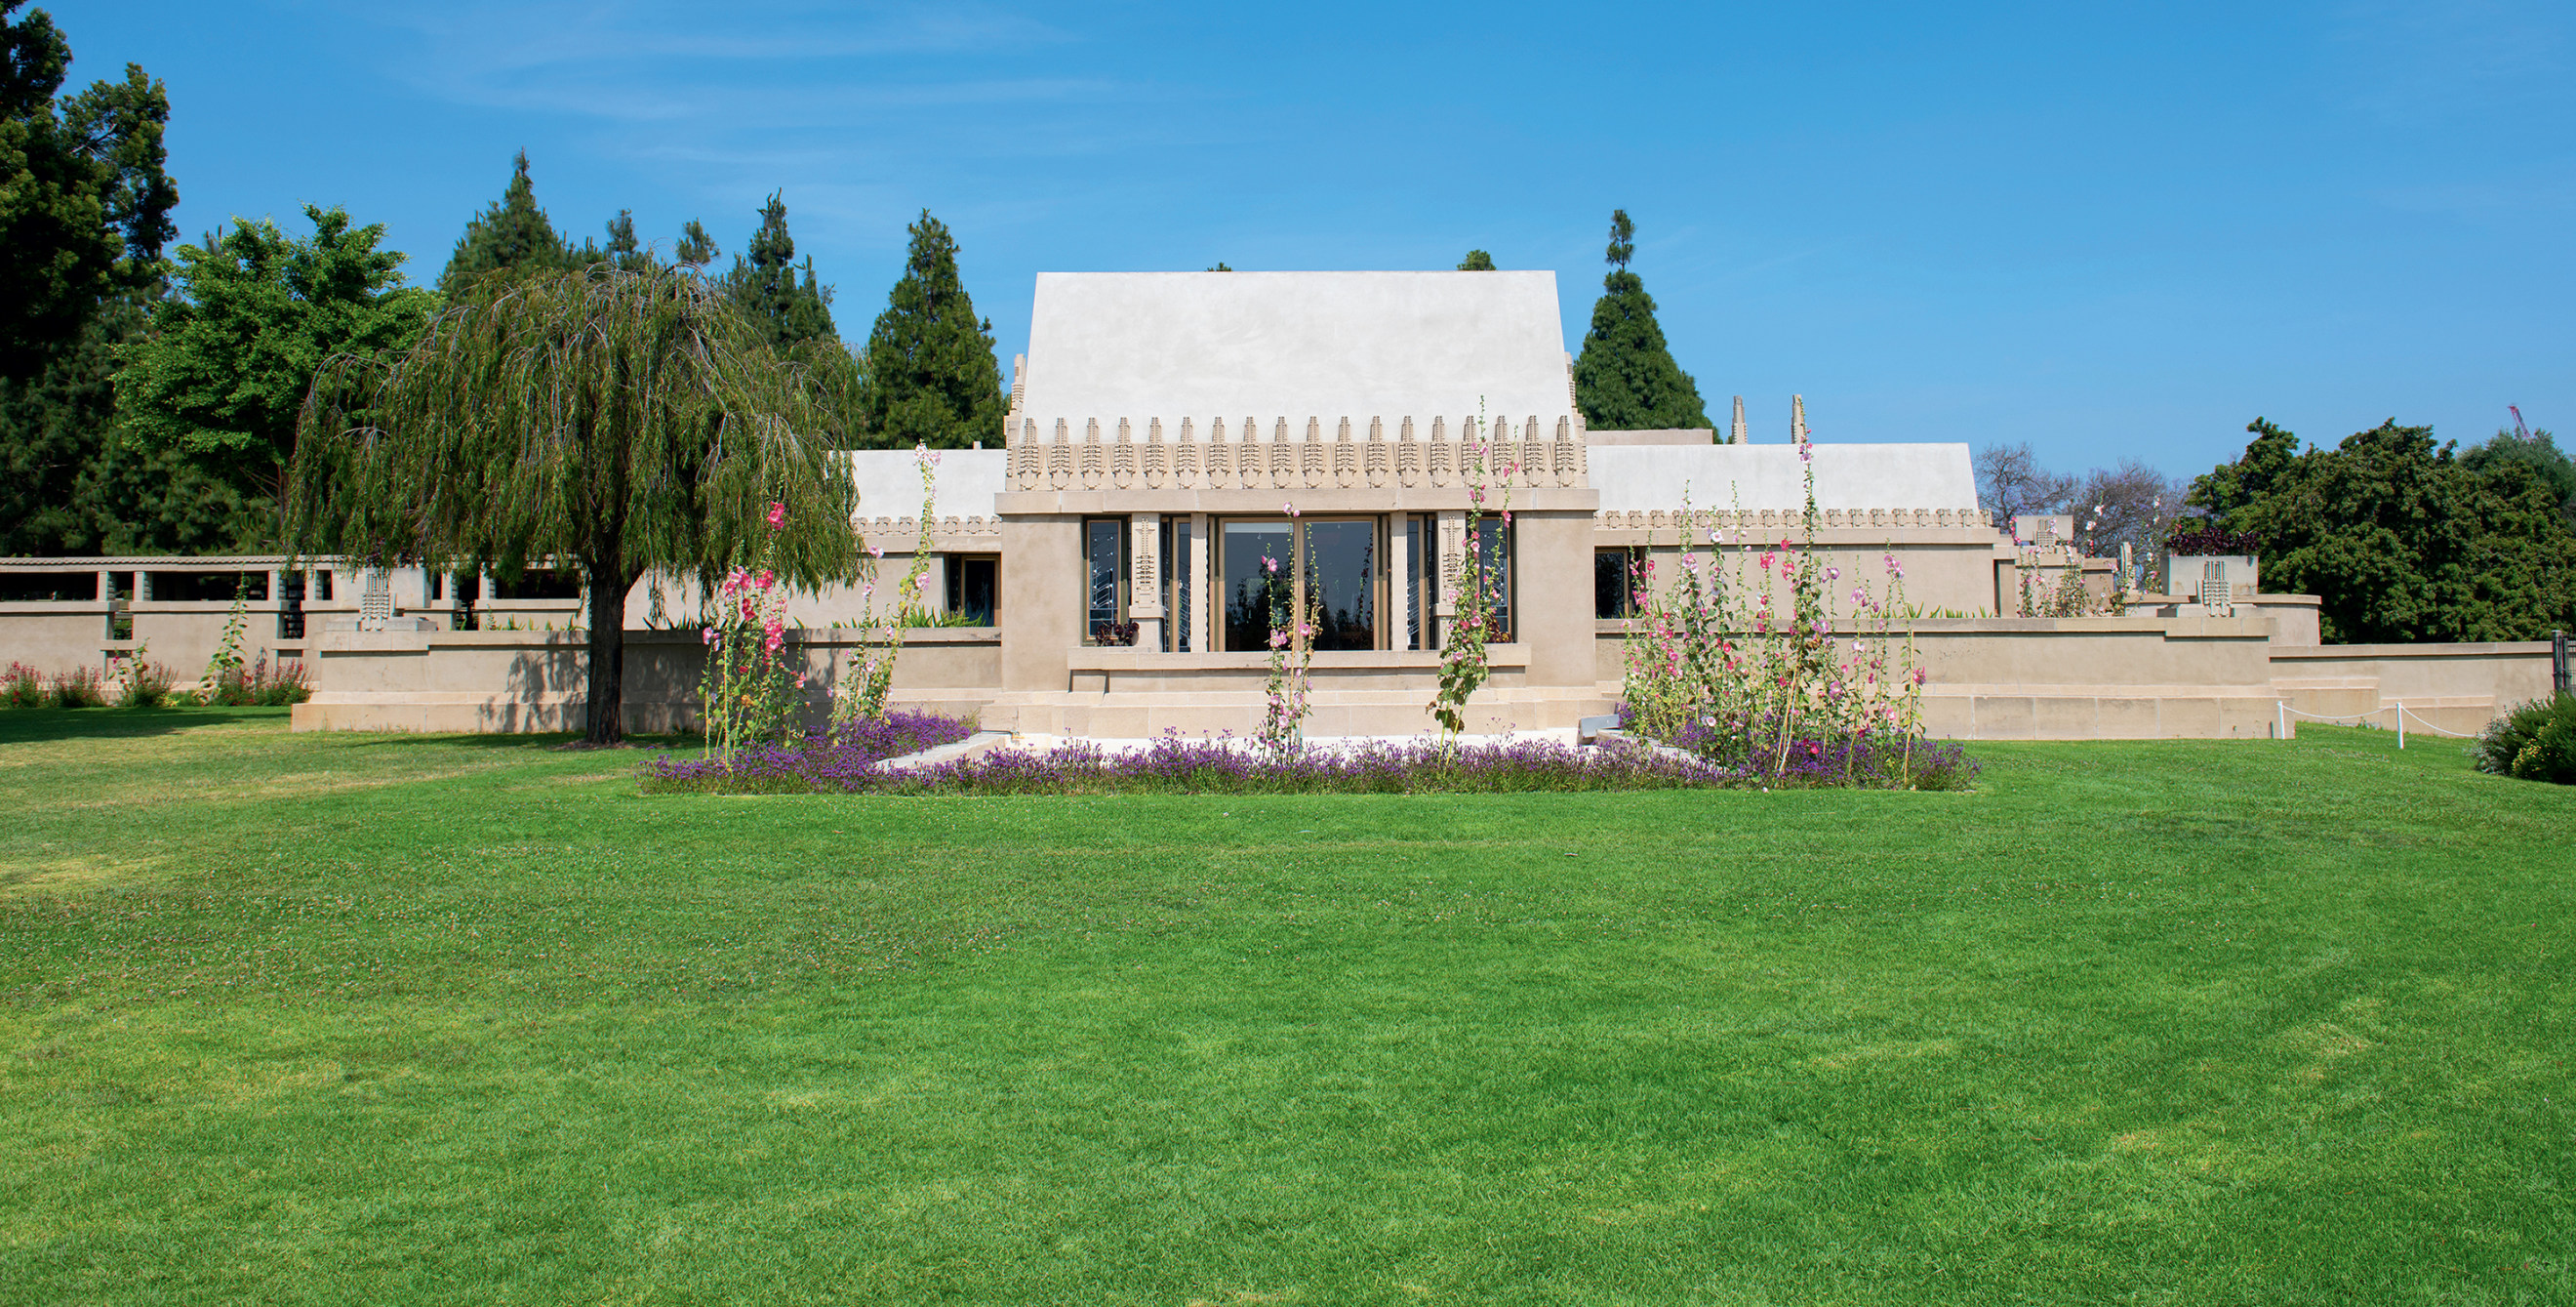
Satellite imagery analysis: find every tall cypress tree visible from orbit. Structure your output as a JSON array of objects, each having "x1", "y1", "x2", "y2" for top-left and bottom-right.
[
  {"x1": 438, "y1": 151, "x2": 573, "y2": 295},
  {"x1": 721, "y1": 192, "x2": 836, "y2": 351},
  {"x1": 1572, "y1": 210, "x2": 1711, "y2": 430},
  {"x1": 858, "y1": 210, "x2": 1004, "y2": 449}
]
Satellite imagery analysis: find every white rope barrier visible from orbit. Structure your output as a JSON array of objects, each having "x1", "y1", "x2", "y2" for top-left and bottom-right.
[{"x1": 2275, "y1": 700, "x2": 2481, "y2": 748}]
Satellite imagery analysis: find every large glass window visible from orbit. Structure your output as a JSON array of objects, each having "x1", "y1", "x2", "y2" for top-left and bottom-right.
[
  {"x1": 1301, "y1": 518, "x2": 1377, "y2": 652},
  {"x1": 1221, "y1": 520, "x2": 1294, "y2": 651},
  {"x1": 1084, "y1": 519, "x2": 1129, "y2": 644}
]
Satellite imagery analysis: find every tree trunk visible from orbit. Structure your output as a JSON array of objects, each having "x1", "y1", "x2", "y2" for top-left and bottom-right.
[{"x1": 583, "y1": 557, "x2": 633, "y2": 745}]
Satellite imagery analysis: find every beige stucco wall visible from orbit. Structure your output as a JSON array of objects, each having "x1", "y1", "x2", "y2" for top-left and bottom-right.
[{"x1": 293, "y1": 628, "x2": 1002, "y2": 734}]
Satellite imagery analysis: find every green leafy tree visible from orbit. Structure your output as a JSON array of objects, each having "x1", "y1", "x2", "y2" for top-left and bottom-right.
[
  {"x1": 2464, "y1": 425, "x2": 2575, "y2": 528},
  {"x1": 1572, "y1": 209, "x2": 1711, "y2": 430},
  {"x1": 116, "y1": 205, "x2": 437, "y2": 514},
  {"x1": 2189, "y1": 418, "x2": 2576, "y2": 643},
  {"x1": 858, "y1": 210, "x2": 1005, "y2": 449},
  {"x1": 0, "y1": 297, "x2": 261, "y2": 554},
  {"x1": 720, "y1": 192, "x2": 836, "y2": 351},
  {"x1": 288, "y1": 265, "x2": 861, "y2": 744},
  {"x1": 0, "y1": 3, "x2": 237, "y2": 556},
  {"x1": 1457, "y1": 249, "x2": 1496, "y2": 270},
  {"x1": 438, "y1": 150, "x2": 574, "y2": 296},
  {"x1": 0, "y1": 2, "x2": 177, "y2": 379}
]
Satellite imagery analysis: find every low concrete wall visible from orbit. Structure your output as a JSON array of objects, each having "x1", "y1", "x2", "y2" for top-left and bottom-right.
[
  {"x1": 292, "y1": 628, "x2": 1002, "y2": 734},
  {"x1": 290, "y1": 614, "x2": 2553, "y2": 742},
  {"x1": 2269, "y1": 641, "x2": 2554, "y2": 736}
]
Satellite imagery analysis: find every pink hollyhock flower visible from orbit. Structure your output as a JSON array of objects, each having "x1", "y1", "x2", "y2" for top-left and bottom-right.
[
  {"x1": 1827, "y1": 566, "x2": 1840, "y2": 581},
  {"x1": 763, "y1": 631, "x2": 783, "y2": 655},
  {"x1": 1268, "y1": 631, "x2": 1288, "y2": 649},
  {"x1": 868, "y1": 545, "x2": 884, "y2": 560},
  {"x1": 702, "y1": 626, "x2": 717, "y2": 645},
  {"x1": 1283, "y1": 503, "x2": 1298, "y2": 517},
  {"x1": 766, "y1": 502, "x2": 785, "y2": 529},
  {"x1": 757, "y1": 568, "x2": 775, "y2": 590}
]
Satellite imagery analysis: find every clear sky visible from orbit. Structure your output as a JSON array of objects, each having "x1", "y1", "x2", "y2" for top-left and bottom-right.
[{"x1": 44, "y1": 0, "x2": 2576, "y2": 480}]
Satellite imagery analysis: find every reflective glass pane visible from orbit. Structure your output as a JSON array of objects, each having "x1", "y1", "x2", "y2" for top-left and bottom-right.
[
  {"x1": 1302, "y1": 519, "x2": 1377, "y2": 651},
  {"x1": 1086, "y1": 519, "x2": 1120, "y2": 639},
  {"x1": 1222, "y1": 521, "x2": 1293, "y2": 651}
]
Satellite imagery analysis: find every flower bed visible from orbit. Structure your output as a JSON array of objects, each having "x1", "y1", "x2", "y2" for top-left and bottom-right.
[
  {"x1": 643, "y1": 722, "x2": 1975, "y2": 796},
  {"x1": 643, "y1": 710, "x2": 979, "y2": 794},
  {"x1": 1666, "y1": 716, "x2": 1980, "y2": 791}
]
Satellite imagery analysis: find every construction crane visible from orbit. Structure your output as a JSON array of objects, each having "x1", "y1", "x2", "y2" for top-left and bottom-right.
[{"x1": 2511, "y1": 405, "x2": 2533, "y2": 440}]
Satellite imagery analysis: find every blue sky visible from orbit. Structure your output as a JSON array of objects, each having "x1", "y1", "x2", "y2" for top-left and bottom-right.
[{"x1": 48, "y1": 0, "x2": 2576, "y2": 479}]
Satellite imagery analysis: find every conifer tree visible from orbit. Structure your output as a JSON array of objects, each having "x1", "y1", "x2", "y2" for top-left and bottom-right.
[
  {"x1": 438, "y1": 151, "x2": 573, "y2": 295},
  {"x1": 858, "y1": 210, "x2": 1004, "y2": 449},
  {"x1": 721, "y1": 192, "x2": 836, "y2": 351},
  {"x1": 1572, "y1": 210, "x2": 1711, "y2": 430},
  {"x1": 1458, "y1": 249, "x2": 1496, "y2": 270},
  {"x1": 674, "y1": 220, "x2": 718, "y2": 270}
]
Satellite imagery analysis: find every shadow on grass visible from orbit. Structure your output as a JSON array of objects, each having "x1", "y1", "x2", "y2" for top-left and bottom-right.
[
  {"x1": 348, "y1": 728, "x2": 704, "y2": 754},
  {"x1": 0, "y1": 706, "x2": 289, "y2": 745}
]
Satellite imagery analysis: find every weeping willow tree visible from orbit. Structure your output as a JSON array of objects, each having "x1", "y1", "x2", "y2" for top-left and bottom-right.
[{"x1": 287, "y1": 265, "x2": 861, "y2": 745}]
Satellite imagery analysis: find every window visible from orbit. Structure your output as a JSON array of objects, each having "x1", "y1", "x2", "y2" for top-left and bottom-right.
[
  {"x1": 0, "y1": 571, "x2": 98, "y2": 602},
  {"x1": 1219, "y1": 516, "x2": 1393, "y2": 653},
  {"x1": 1221, "y1": 519, "x2": 1293, "y2": 651},
  {"x1": 1163, "y1": 518, "x2": 1190, "y2": 652},
  {"x1": 945, "y1": 554, "x2": 998, "y2": 625},
  {"x1": 1461, "y1": 519, "x2": 1513, "y2": 642},
  {"x1": 278, "y1": 572, "x2": 307, "y2": 640},
  {"x1": 1595, "y1": 547, "x2": 1646, "y2": 619},
  {"x1": 147, "y1": 571, "x2": 268, "y2": 602},
  {"x1": 1084, "y1": 518, "x2": 1133, "y2": 645},
  {"x1": 491, "y1": 568, "x2": 583, "y2": 600}
]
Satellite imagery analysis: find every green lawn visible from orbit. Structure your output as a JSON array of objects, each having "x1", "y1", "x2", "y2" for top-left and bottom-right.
[{"x1": 1, "y1": 710, "x2": 2569, "y2": 1305}]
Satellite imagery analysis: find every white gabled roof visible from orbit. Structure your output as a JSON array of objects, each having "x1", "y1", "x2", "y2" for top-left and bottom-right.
[{"x1": 1018, "y1": 270, "x2": 1575, "y2": 429}]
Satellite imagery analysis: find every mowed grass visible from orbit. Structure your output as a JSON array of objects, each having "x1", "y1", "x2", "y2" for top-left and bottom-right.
[{"x1": 0, "y1": 710, "x2": 2569, "y2": 1305}]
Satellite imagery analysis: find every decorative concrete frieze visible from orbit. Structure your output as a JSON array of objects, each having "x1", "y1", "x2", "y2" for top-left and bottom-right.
[{"x1": 1000, "y1": 410, "x2": 1603, "y2": 497}]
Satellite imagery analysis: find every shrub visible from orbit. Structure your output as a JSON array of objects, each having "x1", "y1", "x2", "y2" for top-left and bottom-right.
[
  {"x1": 202, "y1": 656, "x2": 312, "y2": 707},
  {"x1": 257, "y1": 659, "x2": 312, "y2": 707},
  {"x1": 2474, "y1": 695, "x2": 2576, "y2": 785},
  {"x1": 46, "y1": 666, "x2": 105, "y2": 709},
  {"x1": 3, "y1": 663, "x2": 43, "y2": 709},
  {"x1": 115, "y1": 660, "x2": 179, "y2": 709}
]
